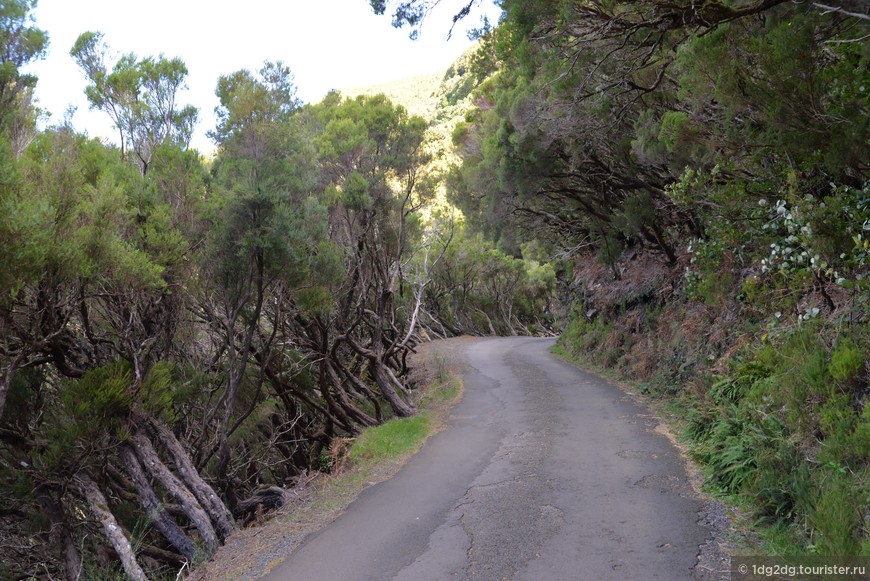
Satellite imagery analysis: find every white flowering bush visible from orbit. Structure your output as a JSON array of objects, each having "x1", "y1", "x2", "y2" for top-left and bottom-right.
[
  {"x1": 671, "y1": 167, "x2": 869, "y2": 312},
  {"x1": 683, "y1": 236, "x2": 727, "y2": 301},
  {"x1": 757, "y1": 182, "x2": 870, "y2": 291}
]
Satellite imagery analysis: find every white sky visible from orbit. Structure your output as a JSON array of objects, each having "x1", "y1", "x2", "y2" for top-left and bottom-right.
[{"x1": 23, "y1": 0, "x2": 501, "y2": 152}]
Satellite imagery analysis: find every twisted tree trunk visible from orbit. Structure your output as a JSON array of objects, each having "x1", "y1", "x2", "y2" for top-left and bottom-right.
[
  {"x1": 130, "y1": 430, "x2": 220, "y2": 554},
  {"x1": 35, "y1": 487, "x2": 82, "y2": 581},
  {"x1": 120, "y1": 443, "x2": 199, "y2": 562},
  {"x1": 74, "y1": 474, "x2": 147, "y2": 581},
  {"x1": 370, "y1": 358, "x2": 417, "y2": 417},
  {"x1": 325, "y1": 362, "x2": 378, "y2": 428},
  {"x1": 317, "y1": 358, "x2": 364, "y2": 436},
  {"x1": 143, "y1": 416, "x2": 236, "y2": 541}
]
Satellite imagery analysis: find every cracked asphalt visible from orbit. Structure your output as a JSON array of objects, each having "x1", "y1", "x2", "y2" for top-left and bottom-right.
[{"x1": 262, "y1": 337, "x2": 709, "y2": 581}]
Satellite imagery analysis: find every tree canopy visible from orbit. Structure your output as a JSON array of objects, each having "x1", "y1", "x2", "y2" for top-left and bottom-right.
[{"x1": 71, "y1": 31, "x2": 198, "y2": 173}]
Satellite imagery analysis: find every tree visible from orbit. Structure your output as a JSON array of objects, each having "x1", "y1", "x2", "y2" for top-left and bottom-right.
[
  {"x1": 203, "y1": 61, "x2": 323, "y2": 498},
  {"x1": 311, "y1": 93, "x2": 431, "y2": 417},
  {"x1": 450, "y1": 0, "x2": 870, "y2": 274},
  {"x1": 0, "y1": 123, "x2": 240, "y2": 577},
  {"x1": 0, "y1": 0, "x2": 47, "y2": 135},
  {"x1": 413, "y1": 226, "x2": 556, "y2": 337},
  {"x1": 210, "y1": 61, "x2": 300, "y2": 157},
  {"x1": 369, "y1": 0, "x2": 492, "y2": 39},
  {"x1": 70, "y1": 31, "x2": 198, "y2": 174}
]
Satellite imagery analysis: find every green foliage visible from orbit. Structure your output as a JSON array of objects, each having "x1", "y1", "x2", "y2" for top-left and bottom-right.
[
  {"x1": 14, "y1": 128, "x2": 169, "y2": 289},
  {"x1": 693, "y1": 405, "x2": 762, "y2": 495},
  {"x1": 71, "y1": 31, "x2": 198, "y2": 173},
  {"x1": 679, "y1": 323, "x2": 870, "y2": 552},
  {"x1": 817, "y1": 394, "x2": 870, "y2": 466},
  {"x1": 211, "y1": 61, "x2": 299, "y2": 154},
  {"x1": 0, "y1": 138, "x2": 50, "y2": 300},
  {"x1": 295, "y1": 286, "x2": 334, "y2": 316},
  {"x1": 829, "y1": 338, "x2": 865, "y2": 383},
  {"x1": 556, "y1": 313, "x2": 614, "y2": 367},
  {"x1": 139, "y1": 362, "x2": 178, "y2": 421},
  {"x1": 683, "y1": 236, "x2": 738, "y2": 305},
  {"x1": 454, "y1": 0, "x2": 870, "y2": 298},
  {"x1": 206, "y1": 75, "x2": 329, "y2": 299},
  {"x1": 134, "y1": 198, "x2": 186, "y2": 268},
  {"x1": 657, "y1": 111, "x2": 690, "y2": 153},
  {"x1": 348, "y1": 415, "x2": 430, "y2": 464},
  {"x1": 809, "y1": 471, "x2": 864, "y2": 556},
  {"x1": 0, "y1": 0, "x2": 47, "y2": 134},
  {"x1": 63, "y1": 361, "x2": 133, "y2": 426},
  {"x1": 756, "y1": 184, "x2": 870, "y2": 297},
  {"x1": 311, "y1": 93, "x2": 429, "y2": 202},
  {"x1": 75, "y1": 174, "x2": 166, "y2": 288},
  {"x1": 673, "y1": 12, "x2": 870, "y2": 177},
  {"x1": 35, "y1": 361, "x2": 135, "y2": 472},
  {"x1": 424, "y1": 228, "x2": 557, "y2": 335},
  {"x1": 750, "y1": 439, "x2": 813, "y2": 525},
  {"x1": 205, "y1": 190, "x2": 305, "y2": 303}
]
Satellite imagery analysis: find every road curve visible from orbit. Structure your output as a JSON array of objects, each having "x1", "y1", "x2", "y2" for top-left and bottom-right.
[{"x1": 262, "y1": 337, "x2": 708, "y2": 580}]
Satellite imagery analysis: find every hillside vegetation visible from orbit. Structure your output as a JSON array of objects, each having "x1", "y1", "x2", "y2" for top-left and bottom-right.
[
  {"x1": 345, "y1": 71, "x2": 444, "y2": 119},
  {"x1": 346, "y1": 46, "x2": 559, "y2": 338},
  {"x1": 438, "y1": 0, "x2": 870, "y2": 558}
]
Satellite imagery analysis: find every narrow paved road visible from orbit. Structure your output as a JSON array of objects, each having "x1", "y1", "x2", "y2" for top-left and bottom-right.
[{"x1": 263, "y1": 337, "x2": 708, "y2": 580}]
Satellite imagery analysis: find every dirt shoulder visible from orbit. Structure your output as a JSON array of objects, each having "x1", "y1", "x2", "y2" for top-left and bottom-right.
[{"x1": 186, "y1": 337, "x2": 477, "y2": 581}]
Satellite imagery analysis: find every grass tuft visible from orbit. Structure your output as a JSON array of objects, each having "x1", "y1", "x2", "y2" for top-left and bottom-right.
[{"x1": 348, "y1": 416, "x2": 431, "y2": 465}]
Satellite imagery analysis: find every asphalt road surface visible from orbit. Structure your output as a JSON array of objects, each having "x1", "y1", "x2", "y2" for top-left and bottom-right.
[{"x1": 263, "y1": 337, "x2": 708, "y2": 580}]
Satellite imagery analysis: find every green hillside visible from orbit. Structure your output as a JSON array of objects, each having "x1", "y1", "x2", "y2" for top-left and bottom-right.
[{"x1": 343, "y1": 70, "x2": 444, "y2": 119}]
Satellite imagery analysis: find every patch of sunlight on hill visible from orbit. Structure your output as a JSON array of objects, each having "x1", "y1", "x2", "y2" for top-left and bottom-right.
[
  {"x1": 343, "y1": 71, "x2": 445, "y2": 119},
  {"x1": 341, "y1": 44, "x2": 492, "y2": 230}
]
